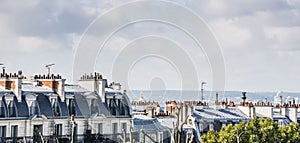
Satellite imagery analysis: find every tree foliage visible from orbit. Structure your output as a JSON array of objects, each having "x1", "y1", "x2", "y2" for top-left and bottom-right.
[{"x1": 201, "y1": 118, "x2": 300, "y2": 143}]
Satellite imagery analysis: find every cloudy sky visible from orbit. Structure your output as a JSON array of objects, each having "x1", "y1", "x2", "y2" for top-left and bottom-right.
[{"x1": 0, "y1": 0, "x2": 300, "y2": 92}]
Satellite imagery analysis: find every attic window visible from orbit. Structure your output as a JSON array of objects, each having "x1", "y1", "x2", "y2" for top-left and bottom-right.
[
  {"x1": 52, "y1": 100, "x2": 61, "y2": 117},
  {"x1": 68, "y1": 99, "x2": 76, "y2": 116},
  {"x1": 0, "y1": 101, "x2": 6, "y2": 118},
  {"x1": 278, "y1": 120, "x2": 283, "y2": 127},
  {"x1": 30, "y1": 101, "x2": 40, "y2": 116},
  {"x1": 8, "y1": 101, "x2": 16, "y2": 117},
  {"x1": 90, "y1": 99, "x2": 99, "y2": 114}
]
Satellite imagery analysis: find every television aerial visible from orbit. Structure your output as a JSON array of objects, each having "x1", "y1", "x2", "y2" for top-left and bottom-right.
[{"x1": 45, "y1": 64, "x2": 55, "y2": 75}]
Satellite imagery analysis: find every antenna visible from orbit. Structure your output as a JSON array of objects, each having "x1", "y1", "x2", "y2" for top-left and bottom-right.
[
  {"x1": 0, "y1": 63, "x2": 5, "y2": 75},
  {"x1": 45, "y1": 64, "x2": 55, "y2": 75}
]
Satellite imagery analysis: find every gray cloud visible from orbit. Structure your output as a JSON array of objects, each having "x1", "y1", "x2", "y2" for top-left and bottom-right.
[{"x1": 0, "y1": 0, "x2": 300, "y2": 92}]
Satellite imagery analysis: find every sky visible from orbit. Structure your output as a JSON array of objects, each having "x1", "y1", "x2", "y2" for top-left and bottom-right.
[{"x1": 0, "y1": 0, "x2": 300, "y2": 92}]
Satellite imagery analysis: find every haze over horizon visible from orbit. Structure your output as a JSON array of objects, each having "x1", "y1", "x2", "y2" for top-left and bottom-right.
[{"x1": 1, "y1": 0, "x2": 300, "y2": 92}]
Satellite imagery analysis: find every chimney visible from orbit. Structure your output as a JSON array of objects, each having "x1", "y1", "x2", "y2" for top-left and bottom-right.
[
  {"x1": 146, "y1": 106, "x2": 154, "y2": 118},
  {"x1": 2, "y1": 67, "x2": 5, "y2": 75},
  {"x1": 241, "y1": 92, "x2": 247, "y2": 105},
  {"x1": 57, "y1": 79, "x2": 65, "y2": 102},
  {"x1": 78, "y1": 72, "x2": 106, "y2": 102},
  {"x1": 111, "y1": 82, "x2": 121, "y2": 91},
  {"x1": 215, "y1": 92, "x2": 219, "y2": 105},
  {"x1": 0, "y1": 70, "x2": 23, "y2": 102},
  {"x1": 14, "y1": 70, "x2": 23, "y2": 102},
  {"x1": 254, "y1": 103, "x2": 273, "y2": 119},
  {"x1": 281, "y1": 106, "x2": 297, "y2": 123},
  {"x1": 35, "y1": 74, "x2": 65, "y2": 102}
]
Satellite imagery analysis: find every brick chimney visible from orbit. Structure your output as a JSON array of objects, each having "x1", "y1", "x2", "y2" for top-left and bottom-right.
[
  {"x1": 34, "y1": 74, "x2": 65, "y2": 102},
  {"x1": 0, "y1": 70, "x2": 23, "y2": 102}
]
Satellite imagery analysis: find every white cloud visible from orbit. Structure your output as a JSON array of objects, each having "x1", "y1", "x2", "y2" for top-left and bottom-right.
[
  {"x1": 286, "y1": 0, "x2": 300, "y2": 7},
  {"x1": 1, "y1": 0, "x2": 300, "y2": 91},
  {"x1": 264, "y1": 26, "x2": 300, "y2": 50},
  {"x1": 210, "y1": 17, "x2": 252, "y2": 49},
  {"x1": 18, "y1": 36, "x2": 60, "y2": 53}
]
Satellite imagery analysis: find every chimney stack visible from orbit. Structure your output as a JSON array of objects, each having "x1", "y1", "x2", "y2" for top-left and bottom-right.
[
  {"x1": 0, "y1": 70, "x2": 23, "y2": 102},
  {"x1": 215, "y1": 92, "x2": 219, "y2": 105},
  {"x1": 78, "y1": 72, "x2": 106, "y2": 102},
  {"x1": 34, "y1": 74, "x2": 66, "y2": 102},
  {"x1": 242, "y1": 92, "x2": 247, "y2": 105}
]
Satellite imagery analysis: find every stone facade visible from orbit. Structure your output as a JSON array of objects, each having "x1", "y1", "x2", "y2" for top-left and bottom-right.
[{"x1": 0, "y1": 70, "x2": 132, "y2": 142}]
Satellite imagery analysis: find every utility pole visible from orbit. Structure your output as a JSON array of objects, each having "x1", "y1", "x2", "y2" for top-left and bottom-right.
[
  {"x1": 45, "y1": 64, "x2": 55, "y2": 75},
  {"x1": 201, "y1": 82, "x2": 206, "y2": 102}
]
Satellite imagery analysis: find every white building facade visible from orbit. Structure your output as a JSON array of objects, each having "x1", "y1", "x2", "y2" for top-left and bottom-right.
[{"x1": 0, "y1": 70, "x2": 132, "y2": 142}]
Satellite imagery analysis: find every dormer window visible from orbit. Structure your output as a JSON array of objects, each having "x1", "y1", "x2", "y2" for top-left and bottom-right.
[
  {"x1": 209, "y1": 124, "x2": 214, "y2": 131},
  {"x1": 51, "y1": 99, "x2": 61, "y2": 117},
  {"x1": 278, "y1": 120, "x2": 283, "y2": 127},
  {"x1": 8, "y1": 101, "x2": 16, "y2": 117},
  {"x1": 68, "y1": 99, "x2": 76, "y2": 116},
  {"x1": 109, "y1": 99, "x2": 117, "y2": 116},
  {"x1": 0, "y1": 100, "x2": 6, "y2": 117},
  {"x1": 90, "y1": 99, "x2": 99, "y2": 114},
  {"x1": 118, "y1": 100, "x2": 125, "y2": 116},
  {"x1": 30, "y1": 101, "x2": 40, "y2": 116}
]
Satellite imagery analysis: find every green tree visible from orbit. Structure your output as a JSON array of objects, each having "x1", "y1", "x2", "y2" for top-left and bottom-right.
[
  {"x1": 278, "y1": 122, "x2": 300, "y2": 143},
  {"x1": 201, "y1": 130, "x2": 218, "y2": 143},
  {"x1": 201, "y1": 118, "x2": 300, "y2": 143},
  {"x1": 217, "y1": 124, "x2": 235, "y2": 143}
]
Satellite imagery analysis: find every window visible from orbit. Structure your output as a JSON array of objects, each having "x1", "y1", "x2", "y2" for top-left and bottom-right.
[
  {"x1": 98, "y1": 123, "x2": 103, "y2": 134},
  {"x1": 91, "y1": 99, "x2": 99, "y2": 114},
  {"x1": 109, "y1": 99, "x2": 117, "y2": 116},
  {"x1": 119, "y1": 101, "x2": 125, "y2": 116},
  {"x1": 8, "y1": 101, "x2": 16, "y2": 117},
  {"x1": 209, "y1": 124, "x2": 214, "y2": 131},
  {"x1": 11, "y1": 125, "x2": 18, "y2": 138},
  {"x1": 0, "y1": 101, "x2": 6, "y2": 117},
  {"x1": 112, "y1": 123, "x2": 118, "y2": 134},
  {"x1": 121, "y1": 123, "x2": 127, "y2": 133},
  {"x1": 55, "y1": 124, "x2": 62, "y2": 137},
  {"x1": 30, "y1": 101, "x2": 40, "y2": 116},
  {"x1": 278, "y1": 120, "x2": 283, "y2": 127},
  {"x1": 33, "y1": 125, "x2": 43, "y2": 143},
  {"x1": 199, "y1": 124, "x2": 203, "y2": 132},
  {"x1": 52, "y1": 100, "x2": 61, "y2": 117},
  {"x1": 158, "y1": 132, "x2": 163, "y2": 143},
  {"x1": 0, "y1": 126, "x2": 6, "y2": 138},
  {"x1": 68, "y1": 99, "x2": 76, "y2": 116}
]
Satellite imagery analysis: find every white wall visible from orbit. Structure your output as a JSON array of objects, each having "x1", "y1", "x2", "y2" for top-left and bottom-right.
[
  {"x1": 282, "y1": 107, "x2": 297, "y2": 123},
  {"x1": 255, "y1": 106, "x2": 273, "y2": 119}
]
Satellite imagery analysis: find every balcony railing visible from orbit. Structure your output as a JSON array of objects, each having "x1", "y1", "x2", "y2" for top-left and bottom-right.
[{"x1": 0, "y1": 133, "x2": 126, "y2": 143}]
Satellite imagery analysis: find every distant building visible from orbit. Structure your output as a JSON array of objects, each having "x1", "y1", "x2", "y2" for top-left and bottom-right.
[
  {"x1": 0, "y1": 70, "x2": 132, "y2": 142},
  {"x1": 131, "y1": 92, "x2": 161, "y2": 117}
]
